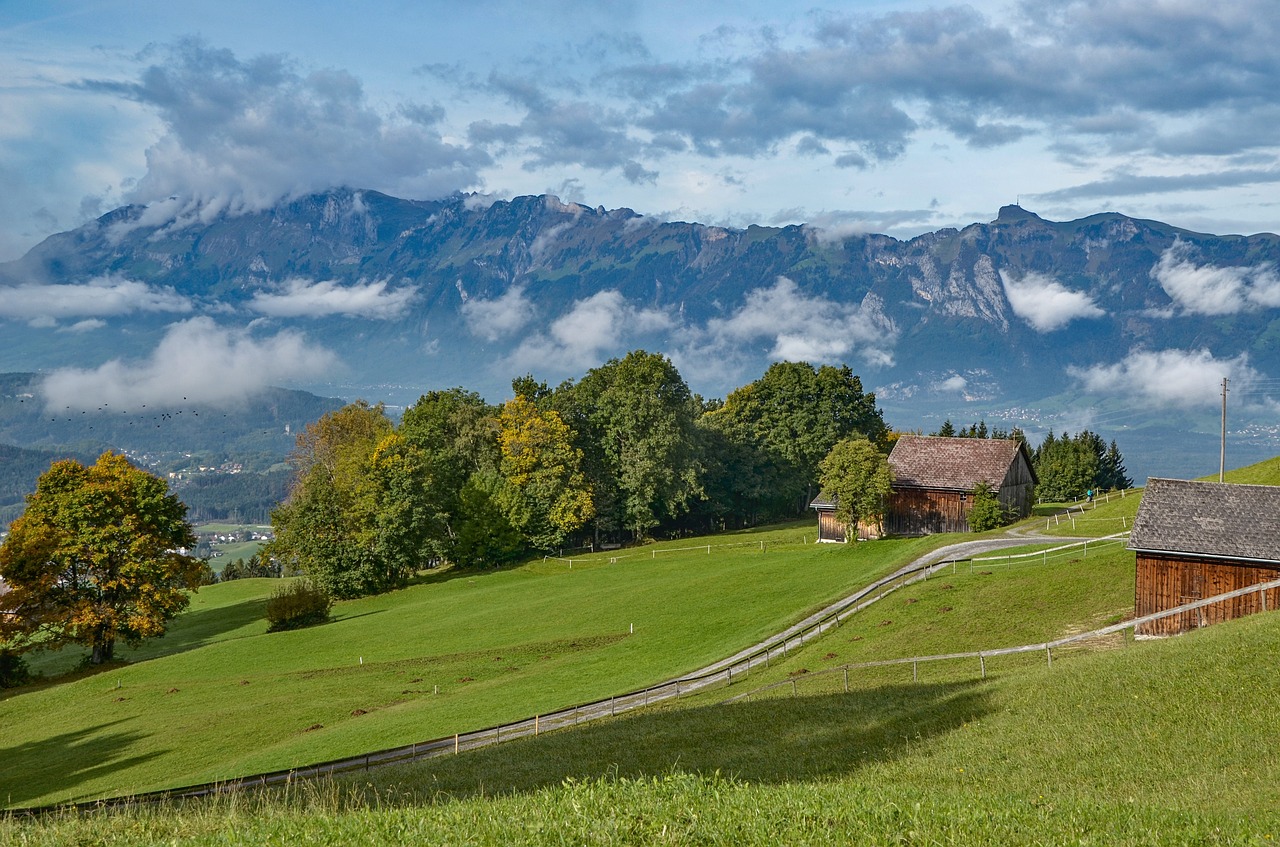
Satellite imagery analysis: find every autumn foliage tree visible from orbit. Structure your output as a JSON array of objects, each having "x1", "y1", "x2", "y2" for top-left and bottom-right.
[
  {"x1": 0, "y1": 452, "x2": 202, "y2": 664},
  {"x1": 496, "y1": 395, "x2": 594, "y2": 550}
]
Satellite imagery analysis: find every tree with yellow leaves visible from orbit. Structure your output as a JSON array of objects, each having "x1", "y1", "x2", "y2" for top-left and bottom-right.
[{"x1": 497, "y1": 395, "x2": 594, "y2": 550}]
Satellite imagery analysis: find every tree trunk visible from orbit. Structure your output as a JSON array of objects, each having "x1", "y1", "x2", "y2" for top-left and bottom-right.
[{"x1": 91, "y1": 637, "x2": 114, "y2": 665}]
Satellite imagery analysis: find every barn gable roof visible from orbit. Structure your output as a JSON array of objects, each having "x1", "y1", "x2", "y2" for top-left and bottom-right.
[
  {"x1": 887, "y1": 435, "x2": 1036, "y2": 491},
  {"x1": 1128, "y1": 478, "x2": 1280, "y2": 564}
]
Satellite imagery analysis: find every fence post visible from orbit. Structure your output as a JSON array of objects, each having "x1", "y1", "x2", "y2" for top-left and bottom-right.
[
  {"x1": 979, "y1": 654, "x2": 986, "y2": 679},
  {"x1": 913, "y1": 659, "x2": 918, "y2": 682},
  {"x1": 791, "y1": 679, "x2": 797, "y2": 697},
  {"x1": 843, "y1": 667, "x2": 849, "y2": 692},
  {"x1": 1084, "y1": 540, "x2": 1087, "y2": 560},
  {"x1": 455, "y1": 733, "x2": 459, "y2": 755},
  {"x1": 1046, "y1": 645, "x2": 1052, "y2": 668},
  {"x1": 535, "y1": 715, "x2": 539, "y2": 736}
]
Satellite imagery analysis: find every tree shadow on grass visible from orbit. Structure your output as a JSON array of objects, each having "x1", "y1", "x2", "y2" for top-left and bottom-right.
[
  {"x1": 0, "y1": 719, "x2": 166, "y2": 809},
  {"x1": 371, "y1": 679, "x2": 992, "y2": 803},
  {"x1": 123, "y1": 597, "x2": 271, "y2": 663}
]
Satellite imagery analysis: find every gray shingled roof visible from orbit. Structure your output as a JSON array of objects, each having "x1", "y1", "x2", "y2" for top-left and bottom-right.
[
  {"x1": 1128, "y1": 478, "x2": 1280, "y2": 563},
  {"x1": 887, "y1": 435, "x2": 1035, "y2": 491}
]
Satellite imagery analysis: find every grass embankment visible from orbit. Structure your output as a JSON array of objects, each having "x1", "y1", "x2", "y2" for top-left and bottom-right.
[
  {"x1": 8, "y1": 537, "x2": 1280, "y2": 844},
  {"x1": 0, "y1": 524, "x2": 944, "y2": 808}
]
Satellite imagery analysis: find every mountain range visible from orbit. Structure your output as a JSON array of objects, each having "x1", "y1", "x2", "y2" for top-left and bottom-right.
[{"x1": 3, "y1": 189, "x2": 1280, "y2": 482}]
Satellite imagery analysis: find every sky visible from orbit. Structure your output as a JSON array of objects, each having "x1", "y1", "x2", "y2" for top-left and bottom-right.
[{"x1": 3, "y1": 0, "x2": 1280, "y2": 263}]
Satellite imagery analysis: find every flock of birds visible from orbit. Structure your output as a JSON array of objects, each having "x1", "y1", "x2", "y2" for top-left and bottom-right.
[{"x1": 16, "y1": 396, "x2": 285, "y2": 437}]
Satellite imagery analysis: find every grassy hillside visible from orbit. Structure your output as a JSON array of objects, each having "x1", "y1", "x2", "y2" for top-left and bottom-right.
[
  {"x1": 0, "y1": 524, "x2": 944, "y2": 808},
  {"x1": 7, "y1": 536, "x2": 1279, "y2": 844}
]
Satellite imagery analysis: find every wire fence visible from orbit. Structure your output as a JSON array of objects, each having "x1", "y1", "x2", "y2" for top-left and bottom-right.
[
  {"x1": 728, "y1": 576, "x2": 1280, "y2": 703},
  {"x1": 543, "y1": 537, "x2": 811, "y2": 567},
  {"x1": 11, "y1": 535, "x2": 1113, "y2": 817}
]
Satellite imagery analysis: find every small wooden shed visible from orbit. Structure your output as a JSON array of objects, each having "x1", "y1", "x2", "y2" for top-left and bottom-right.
[
  {"x1": 883, "y1": 436, "x2": 1037, "y2": 536},
  {"x1": 1128, "y1": 478, "x2": 1280, "y2": 636},
  {"x1": 810, "y1": 436, "x2": 1037, "y2": 541}
]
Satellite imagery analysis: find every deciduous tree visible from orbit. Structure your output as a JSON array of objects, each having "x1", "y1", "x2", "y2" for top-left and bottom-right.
[
  {"x1": 817, "y1": 436, "x2": 893, "y2": 539},
  {"x1": 496, "y1": 395, "x2": 593, "y2": 550},
  {"x1": 0, "y1": 452, "x2": 202, "y2": 664}
]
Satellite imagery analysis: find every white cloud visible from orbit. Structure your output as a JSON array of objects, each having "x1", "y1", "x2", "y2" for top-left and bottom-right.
[
  {"x1": 61, "y1": 319, "x2": 107, "y2": 333},
  {"x1": 938, "y1": 375, "x2": 968, "y2": 392},
  {"x1": 248, "y1": 278, "x2": 417, "y2": 319},
  {"x1": 1151, "y1": 240, "x2": 1280, "y2": 315},
  {"x1": 0, "y1": 275, "x2": 191, "y2": 323},
  {"x1": 461, "y1": 284, "x2": 536, "y2": 341},
  {"x1": 670, "y1": 277, "x2": 897, "y2": 388},
  {"x1": 1068, "y1": 348, "x2": 1258, "y2": 408},
  {"x1": 39, "y1": 316, "x2": 339, "y2": 411},
  {"x1": 95, "y1": 39, "x2": 488, "y2": 230},
  {"x1": 1000, "y1": 270, "x2": 1104, "y2": 331},
  {"x1": 711, "y1": 277, "x2": 894, "y2": 363},
  {"x1": 508, "y1": 290, "x2": 673, "y2": 373}
]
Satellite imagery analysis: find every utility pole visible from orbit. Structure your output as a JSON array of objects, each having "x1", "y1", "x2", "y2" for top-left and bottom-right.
[{"x1": 1220, "y1": 377, "x2": 1229, "y2": 482}]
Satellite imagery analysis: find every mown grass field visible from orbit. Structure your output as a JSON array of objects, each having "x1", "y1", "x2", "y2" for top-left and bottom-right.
[
  {"x1": 7, "y1": 457, "x2": 1280, "y2": 843},
  {"x1": 7, "y1": 533, "x2": 1280, "y2": 844},
  {"x1": 0, "y1": 523, "x2": 944, "y2": 808}
]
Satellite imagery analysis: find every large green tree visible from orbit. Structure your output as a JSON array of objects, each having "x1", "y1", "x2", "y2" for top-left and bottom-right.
[
  {"x1": 555, "y1": 351, "x2": 703, "y2": 540},
  {"x1": 817, "y1": 436, "x2": 893, "y2": 539},
  {"x1": 703, "y1": 362, "x2": 887, "y2": 520},
  {"x1": 269, "y1": 401, "x2": 408, "y2": 598},
  {"x1": 0, "y1": 452, "x2": 202, "y2": 664}
]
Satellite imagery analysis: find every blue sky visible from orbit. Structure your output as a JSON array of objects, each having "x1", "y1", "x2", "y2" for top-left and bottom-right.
[{"x1": 3, "y1": 0, "x2": 1279, "y2": 261}]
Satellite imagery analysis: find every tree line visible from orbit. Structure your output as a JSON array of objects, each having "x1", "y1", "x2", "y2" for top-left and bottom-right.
[
  {"x1": 932, "y1": 419, "x2": 1132, "y2": 501},
  {"x1": 267, "y1": 353, "x2": 888, "y2": 598}
]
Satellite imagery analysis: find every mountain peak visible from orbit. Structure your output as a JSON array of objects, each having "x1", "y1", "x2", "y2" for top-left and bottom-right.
[{"x1": 993, "y1": 204, "x2": 1044, "y2": 224}]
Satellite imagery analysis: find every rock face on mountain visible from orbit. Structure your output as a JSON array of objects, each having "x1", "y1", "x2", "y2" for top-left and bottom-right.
[{"x1": 3, "y1": 189, "x2": 1279, "y2": 403}]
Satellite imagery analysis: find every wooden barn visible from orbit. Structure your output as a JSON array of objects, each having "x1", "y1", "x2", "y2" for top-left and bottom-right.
[
  {"x1": 811, "y1": 436, "x2": 1037, "y2": 541},
  {"x1": 1128, "y1": 478, "x2": 1280, "y2": 637},
  {"x1": 883, "y1": 436, "x2": 1037, "y2": 536}
]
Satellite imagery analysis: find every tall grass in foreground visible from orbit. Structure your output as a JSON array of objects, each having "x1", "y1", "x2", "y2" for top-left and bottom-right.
[{"x1": 5, "y1": 770, "x2": 1274, "y2": 847}]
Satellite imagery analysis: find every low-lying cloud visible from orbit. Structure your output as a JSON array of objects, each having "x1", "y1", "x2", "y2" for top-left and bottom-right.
[
  {"x1": 1151, "y1": 240, "x2": 1280, "y2": 315},
  {"x1": 1068, "y1": 347, "x2": 1258, "y2": 408},
  {"x1": 461, "y1": 284, "x2": 537, "y2": 341},
  {"x1": 249, "y1": 278, "x2": 417, "y2": 319},
  {"x1": 673, "y1": 277, "x2": 898, "y2": 388},
  {"x1": 1000, "y1": 270, "x2": 1105, "y2": 331},
  {"x1": 40, "y1": 316, "x2": 339, "y2": 411},
  {"x1": 507, "y1": 290, "x2": 673, "y2": 374},
  {"x1": 0, "y1": 276, "x2": 191, "y2": 324}
]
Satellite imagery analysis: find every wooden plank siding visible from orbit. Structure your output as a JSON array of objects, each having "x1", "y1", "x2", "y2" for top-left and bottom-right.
[
  {"x1": 816, "y1": 509, "x2": 846, "y2": 543},
  {"x1": 1135, "y1": 552, "x2": 1280, "y2": 636},
  {"x1": 885, "y1": 488, "x2": 971, "y2": 535}
]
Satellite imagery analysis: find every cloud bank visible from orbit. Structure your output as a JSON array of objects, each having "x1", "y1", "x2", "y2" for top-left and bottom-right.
[
  {"x1": 461, "y1": 284, "x2": 537, "y2": 341},
  {"x1": 507, "y1": 290, "x2": 673, "y2": 373},
  {"x1": 1000, "y1": 270, "x2": 1105, "y2": 331},
  {"x1": 1068, "y1": 348, "x2": 1256, "y2": 408},
  {"x1": 249, "y1": 278, "x2": 417, "y2": 319},
  {"x1": 84, "y1": 38, "x2": 489, "y2": 226},
  {"x1": 1151, "y1": 241, "x2": 1280, "y2": 315},
  {"x1": 0, "y1": 276, "x2": 191, "y2": 325},
  {"x1": 40, "y1": 317, "x2": 339, "y2": 411}
]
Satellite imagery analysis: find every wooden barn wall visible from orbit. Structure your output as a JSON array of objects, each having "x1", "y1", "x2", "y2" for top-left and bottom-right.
[
  {"x1": 886, "y1": 488, "x2": 970, "y2": 535},
  {"x1": 816, "y1": 510, "x2": 847, "y2": 542},
  {"x1": 1135, "y1": 553, "x2": 1280, "y2": 636},
  {"x1": 998, "y1": 457, "x2": 1036, "y2": 517}
]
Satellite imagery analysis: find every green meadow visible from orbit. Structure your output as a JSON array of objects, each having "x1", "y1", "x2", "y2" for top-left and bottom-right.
[
  {"x1": 6, "y1": 459, "x2": 1280, "y2": 844},
  {"x1": 0, "y1": 524, "x2": 943, "y2": 808}
]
